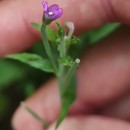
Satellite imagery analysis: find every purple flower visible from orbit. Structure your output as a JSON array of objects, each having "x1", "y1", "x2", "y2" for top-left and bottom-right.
[{"x1": 42, "y1": 1, "x2": 63, "y2": 21}]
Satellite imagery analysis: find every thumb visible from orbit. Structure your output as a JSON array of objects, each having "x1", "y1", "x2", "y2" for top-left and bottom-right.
[
  {"x1": 48, "y1": 116, "x2": 130, "y2": 130},
  {"x1": 0, "y1": 0, "x2": 130, "y2": 55}
]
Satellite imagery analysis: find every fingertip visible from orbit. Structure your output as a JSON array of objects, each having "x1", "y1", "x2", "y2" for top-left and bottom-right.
[
  {"x1": 12, "y1": 79, "x2": 60, "y2": 130},
  {"x1": 48, "y1": 116, "x2": 130, "y2": 130},
  {"x1": 12, "y1": 103, "x2": 44, "y2": 130}
]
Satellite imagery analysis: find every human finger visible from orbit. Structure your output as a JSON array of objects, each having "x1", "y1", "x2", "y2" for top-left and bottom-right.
[
  {"x1": 1, "y1": 0, "x2": 130, "y2": 55},
  {"x1": 48, "y1": 116, "x2": 130, "y2": 130},
  {"x1": 101, "y1": 89, "x2": 130, "y2": 120},
  {"x1": 12, "y1": 26, "x2": 130, "y2": 130}
]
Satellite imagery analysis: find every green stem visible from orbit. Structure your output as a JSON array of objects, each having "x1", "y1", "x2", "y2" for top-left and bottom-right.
[
  {"x1": 41, "y1": 25, "x2": 57, "y2": 73},
  {"x1": 21, "y1": 102, "x2": 49, "y2": 129},
  {"x1": 59, "y1": 37, "x2": 66, "y2": 57},
  {"x1": 63, "y1": 58, "x2": 80, "y2": 94},
  {"x1": 58, "y1": 64, "x2": 64, "y2": 96},
  {"x1": 58, "y1": 37, "x2": 66, "y2": 95}
]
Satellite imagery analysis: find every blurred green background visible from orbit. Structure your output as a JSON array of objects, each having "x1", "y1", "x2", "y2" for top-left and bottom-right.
[{"x1": 0, "y1": 23, "x2": 120, "y2": 130}]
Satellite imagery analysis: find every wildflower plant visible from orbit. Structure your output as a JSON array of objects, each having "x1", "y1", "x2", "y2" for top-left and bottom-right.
[{"x1": 7, "y1": 1, "x2": 80, "y2": 129}]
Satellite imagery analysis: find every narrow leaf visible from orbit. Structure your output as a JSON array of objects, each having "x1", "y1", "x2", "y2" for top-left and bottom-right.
[
  {"x1": 46, "y1": 27, "x2": 58, "y2": 42},
  {"x1": 81, "y1": 23, "x2": 121, "y2": 45},
  {"x1": 56, "y1": 22, "x2": 65, "y2": 38},
  {"x1": 21, "y1": 102, "x2": 49, "y2": 129},
  {"x1": 31, "y1": 23, "x2": 41, "y2": 31},
  {"x1": 56, "y1": 75, "x2": 77, "y2": 129},
  {"x1": 6, "y1": 53, "x2": 54, "y2": 73}
]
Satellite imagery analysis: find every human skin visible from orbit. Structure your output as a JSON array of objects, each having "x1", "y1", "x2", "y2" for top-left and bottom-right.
[{"x1": 0, "y1": 0, "x2": 130, "y2": 130}]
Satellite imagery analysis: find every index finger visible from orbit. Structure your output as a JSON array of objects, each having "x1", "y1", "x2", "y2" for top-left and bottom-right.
[{"x1": 0, "y1": 0, "x2": 130, "y2": 55}]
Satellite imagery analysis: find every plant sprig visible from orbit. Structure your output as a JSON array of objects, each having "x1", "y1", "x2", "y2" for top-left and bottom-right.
[{"x1": 7, "y1": 1, "x2": 80, "y2": 130}]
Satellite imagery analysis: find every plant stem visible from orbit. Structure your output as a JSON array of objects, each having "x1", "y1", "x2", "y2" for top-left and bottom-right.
[
  {"x1": 21, "y1": 102, "x2": 49, "y2": 129},
  {"x1": 59, "y1": 37, "x2": 66, "y2": 57},
  {"x1": 41, "y1": 25, "x2": 57, "y2": 73},
  {"x1": 58, "y1": 64, "x2": 64, "y2": 96},
  {"x1": 57, "y1": 36, "x2": 67, "y2": 95},
  {"x1": 63, "y1": 59, "x2": 80, "y2": 94}
]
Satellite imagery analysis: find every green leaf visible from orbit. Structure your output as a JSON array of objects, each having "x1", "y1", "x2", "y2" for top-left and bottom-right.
[
  {"x1": 6, "y1": 53, "x2": 54, "y2": 73},
  {"x1": 59, "y1": 56, "x2": 73, "y2": 66},
  {"x1": 21, "y1": 102, "x2": 49, "y2": 129},
  {"x1": 56, "y1": 22, "x2": 61, "y2": 30},
  {"x1": 31, "y1": 23, "x2": 41, "y2": 31},
  {"x1": 56, "y1": 75, "x2": 76, "y2": 129},
  {"x1": 68, "y1": 23, "x2": 121, "y2": 59},
  {"x1": 71, "y1": 36, "x2": 81, "y2": 44},
  {"x1": 46, "y1": 27, "x2": 58, "y2": 42},
  {"x1": 66, "y1": 36, "x2": 81, "y2": 48},
  {"x1": 56, "y1": 22, "x2": 65, "y2": 38},
  {"x1": 81, "y1": 23, "x2": 121, "y2": 45}
]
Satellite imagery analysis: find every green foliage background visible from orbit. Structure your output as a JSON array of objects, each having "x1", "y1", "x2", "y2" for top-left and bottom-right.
[{"x1": 0, "y1": 23, "x2": 120, "y2": 130}]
